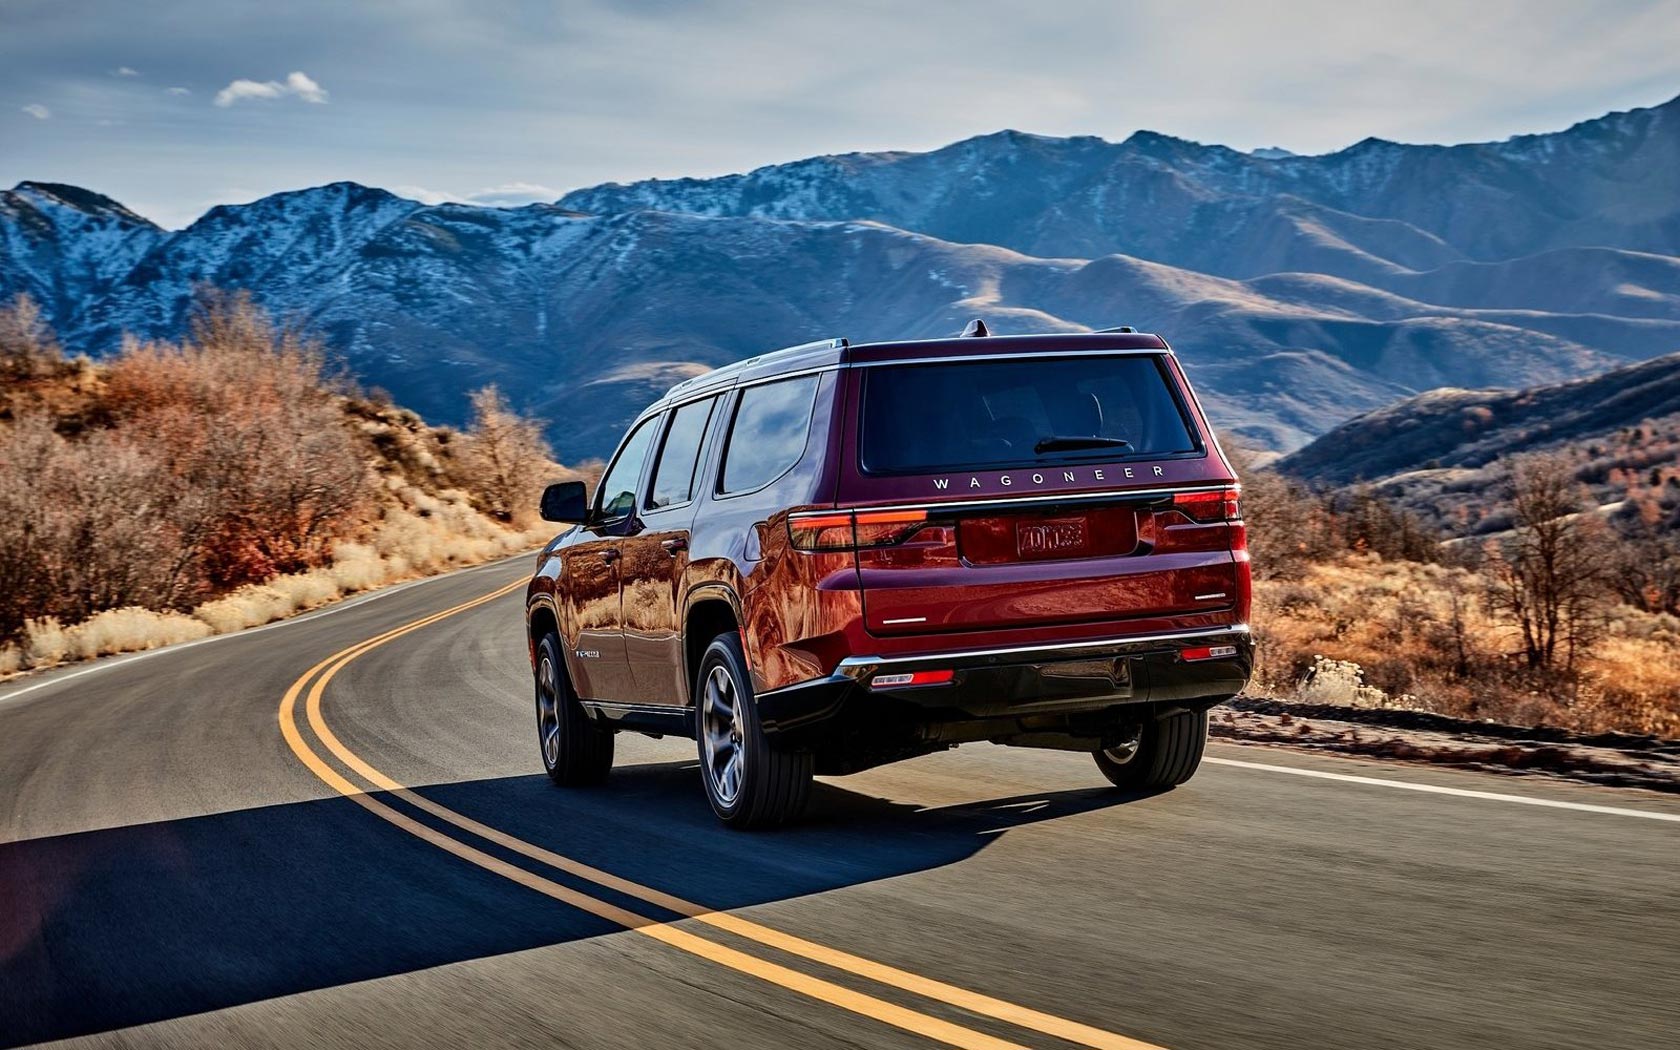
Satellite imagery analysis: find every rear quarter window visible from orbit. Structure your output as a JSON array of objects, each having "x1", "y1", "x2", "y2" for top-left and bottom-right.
[
  {"x1": 719, "y1": 374, "x2": 819, "y2": 494},
  {"x1": 647, "y1": 395, "x2": 717, "y2": 509},
  {"x1": 859, "y1": 354, "x2": 1199, "y2": 475}
]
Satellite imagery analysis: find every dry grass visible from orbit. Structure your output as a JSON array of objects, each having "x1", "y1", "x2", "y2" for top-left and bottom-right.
[
  {"x1": 191, "y1": 491, "x2": 552, "y2": 636},
  {"x1": 20, "y1": 607, "x2": 214, "y2": 665},
  {"x1": 3, "y1": 490, "x2": 555, "y2": 670},
  {"x1": 1253, "y1": 553, "x2": 1680, "y2": 737}
]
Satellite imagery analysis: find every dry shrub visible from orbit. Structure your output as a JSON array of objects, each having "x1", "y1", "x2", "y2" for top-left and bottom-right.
[
  {"x1": 367, "y1": 491, "x2": 553, "y2": 574},
  {"x1": 1253, "y1": 553, "x2": 1680, "y2": 737},
  {"x1": 22, "y1": 618, "x2": 69, "y2": 665},
  {"x1": 189, "y1": 492, "x2": 550, "y2": 636},
  {"x1": 105, "y1": 292, "x2": 369, "y2": 590},
  {"x1": 327, "y1": 543, "x2": 387, "y2": 592},
  {"x1": 0, "y1": 287, "x2": 577, "y2": 677},
  {"x1": 193, "y1": 585, "x2": 303, "y2": 634},
  {"x1": 1588, "y1": 634, "x2": 1680, "y2": 736},
  {"x1": 0, "y1": 415, "x2": 186, "y2": 633},
  {"x1": 0, "y1": 294, "x2": 370, "y2": 640}
]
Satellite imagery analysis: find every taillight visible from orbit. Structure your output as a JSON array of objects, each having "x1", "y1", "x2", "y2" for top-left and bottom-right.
[
  {"x1": 789, "y1": 509, "x2": 928, "y2": 551},
  {"x1": 1171, "y1": 487, "x2": 1241, "y2": 524}
]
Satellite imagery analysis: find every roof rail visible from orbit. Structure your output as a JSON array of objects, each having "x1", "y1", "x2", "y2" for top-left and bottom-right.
[
  {"x1": 1095, "y1": 325, "x2": 1137, "y2": 333},
  {"x1": 663, "y1": 336, "x2": 849, "y2": 399}
]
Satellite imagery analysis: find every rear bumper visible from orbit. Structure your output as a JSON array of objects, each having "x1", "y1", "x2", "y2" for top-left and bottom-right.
[{"x1": 755, "y1": 624, "x2": 1252, "y2": 737}]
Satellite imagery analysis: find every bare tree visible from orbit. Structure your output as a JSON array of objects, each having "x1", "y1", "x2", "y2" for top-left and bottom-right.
[
  {"x1": 458, "y1": 385, "x2": 554, "y2": 524},
  {"x1": 1607, "y1": 498, "x2": 1680, "y2": 615},
  {"x1": 0, "y1": 293, "x2": 64, "y2": 381},
  {"x1": 1484, "y1": 454, "x2": 1610, "y2": 672}
]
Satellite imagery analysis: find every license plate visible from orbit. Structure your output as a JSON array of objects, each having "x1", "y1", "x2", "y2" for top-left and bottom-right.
[{"x1": 1016, "y1": 518, "x2": 1090, "y2": 558}]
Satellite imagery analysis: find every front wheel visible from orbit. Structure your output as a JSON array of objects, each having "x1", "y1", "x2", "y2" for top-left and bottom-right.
[
  {"x1": 695, "y1": 633, "x2": 812, "y2": 828},
  {"x1": 535, "y1": 632, "x2": 613, "y2": 786},
  {"x1": 1094, "y1": 708, "x2": 1208, "y2": 789}
]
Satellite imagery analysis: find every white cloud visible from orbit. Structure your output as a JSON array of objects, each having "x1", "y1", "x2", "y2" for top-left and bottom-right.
[
  {"x1": 393, "y1": 182, "x2": 559, "y2": 208},
  {"x1": 166, "y1": 86, "x2": 191, "y2": 96},
  {"x1": 214, "y1": 70, "x2": 329, "y2": 108},
  {"x1": 465, "y1": 182, "x2": 559, "y2": 207},
  {"x1": 392, "y1": 184, "x2": 458, "y2": 206},
  {"x1": 283, "y1": 71, "x2": 328, "y2": 104},
  {"x1": 114, "y1": 66, "x2": 140, "y2": 77},
  {"x1": 21, "y1": 104, "x2": 50, "y2": 120}
]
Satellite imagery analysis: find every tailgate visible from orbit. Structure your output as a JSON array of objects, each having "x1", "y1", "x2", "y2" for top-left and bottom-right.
[{"x1": 836, "y1": 489, "x2": 1241, "y2": 637}]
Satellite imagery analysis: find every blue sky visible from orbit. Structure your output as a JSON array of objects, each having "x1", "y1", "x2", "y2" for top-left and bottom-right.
[{"x1": 4, "y1": 0, "x2": 1679, "y2": 228}]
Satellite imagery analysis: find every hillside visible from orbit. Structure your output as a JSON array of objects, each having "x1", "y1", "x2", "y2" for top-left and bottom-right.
[
  {"x1": 3, "y1": 94, "x2": 1679, "y2": 459},
  {"x1": 0, "y1": 295, "x2": 576, "y2": 672},
  {"x1": 1274, "y1": 353, "x2": 1680, "y2": 533}
]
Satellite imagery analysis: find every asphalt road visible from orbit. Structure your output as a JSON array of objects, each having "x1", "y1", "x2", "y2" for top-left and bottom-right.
[{"x1": 3, "y1": 556, "x2": 1678, "y2": 1050}]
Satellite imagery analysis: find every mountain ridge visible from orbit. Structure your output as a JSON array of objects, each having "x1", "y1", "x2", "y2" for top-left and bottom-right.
[
  {"x1": 560, "y1": 92, "x2": 1680, "y2": 276},
  {"x1": 3, "y1": 93, "x2": 1677, "y2": 460}
]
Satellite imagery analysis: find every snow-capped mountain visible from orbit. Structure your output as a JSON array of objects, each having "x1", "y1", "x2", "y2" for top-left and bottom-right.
[
  {"x1": 0, "y1": 182, "x2": 166, "y2": 323},
  {"x1": 2, "y1": 94, "x2": 1678, "y2": 460},
  {"x1": 563, "y1": 93, "x2": 1680, "y2": 284},
  {"x1": 78, "y1": 182, "x2": 424, "y2": 348}
]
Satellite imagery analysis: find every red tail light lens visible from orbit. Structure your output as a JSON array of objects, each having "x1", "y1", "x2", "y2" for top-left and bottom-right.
[
  {"x1": 789, "y1": 509, "x2": 929, "y2": 551},
  {"x1": 1171, "y1": 488, "x2": 1242, "y2": 524}
]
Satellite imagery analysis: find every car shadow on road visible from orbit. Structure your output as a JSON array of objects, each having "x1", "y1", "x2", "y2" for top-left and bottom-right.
[{"x1": 0, "y1": 761, "x2": 1160, "y2": 1045}]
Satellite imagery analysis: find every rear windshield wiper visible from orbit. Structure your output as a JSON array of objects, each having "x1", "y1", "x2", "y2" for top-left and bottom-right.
[{"x1": 1033, "y1": 435, "x2": 1134, "y2": 454}]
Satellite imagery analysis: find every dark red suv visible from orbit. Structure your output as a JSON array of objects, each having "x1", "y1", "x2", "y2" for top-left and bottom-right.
[{"x1": 526, "y1": 325, "x2": 1252, "y2": 826}]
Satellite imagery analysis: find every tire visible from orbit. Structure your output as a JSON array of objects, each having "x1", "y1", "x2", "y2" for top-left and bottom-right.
[
  {"x1": 535, "y1": 632, "x2": 613, "y2": 786},
  {"x1": 1094, "y1": 708, "x2": 1208, "y2": 789},
  {"x1": 695, "y1": 632, "x2": 813, "y2": 828}
]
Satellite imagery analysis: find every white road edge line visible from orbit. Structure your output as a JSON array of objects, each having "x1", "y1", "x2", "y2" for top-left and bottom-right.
[
  {"x1": 1205, "y1": 756, "x2": 1680, "y2": 824},
  {"x1": 0, "y1": 554, "x2": 530, "y2": 710}
]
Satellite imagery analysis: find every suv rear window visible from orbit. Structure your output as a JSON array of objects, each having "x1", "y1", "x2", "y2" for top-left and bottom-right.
[{"x1": 859, "y1": 354, "x2": 1198, "y2": 475}]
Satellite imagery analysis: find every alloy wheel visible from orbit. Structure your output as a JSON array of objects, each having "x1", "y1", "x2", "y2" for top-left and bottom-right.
[
  {"x1": 701, "y1": 664, "x2": 745, "y2": 804},
  {"x1": 536, "y1": 651, "x2": 561, "y2": 769}
]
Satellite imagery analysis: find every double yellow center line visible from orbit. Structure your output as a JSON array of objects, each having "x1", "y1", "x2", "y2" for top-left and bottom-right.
[{"x1": 278, "y1": 579, "x2": 1165, "y2": 1050}]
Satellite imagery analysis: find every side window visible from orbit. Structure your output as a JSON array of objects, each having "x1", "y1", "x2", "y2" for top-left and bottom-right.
[
  {"x1": 595, "y1": 416, "x2": 659, "y2": 523},
  {"x1": 719, "y1": 374, "x2": 819, "y2": 495},
  {"x1": 647, "y1": 396, "x2": 717, "y2": 510}
]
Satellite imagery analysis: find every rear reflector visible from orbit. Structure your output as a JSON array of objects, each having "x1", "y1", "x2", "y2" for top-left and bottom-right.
[
  {"x1": 870, "y1": 669, "x2": 956, "y2": 689},
  {"x1": 1180, "y1": 645, "x2": 1239, "y2": 662}
]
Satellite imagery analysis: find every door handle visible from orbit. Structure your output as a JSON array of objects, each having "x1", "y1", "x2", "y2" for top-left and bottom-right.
[
  {"x1": 600, "y1": 549, "x2": 620, "y2": 564},
  {"x1": 660, "y1": 537, "x2": 688, "y2": 555}
]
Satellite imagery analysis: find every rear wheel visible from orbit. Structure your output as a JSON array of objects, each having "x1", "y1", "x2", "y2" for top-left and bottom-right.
[
  {"x1": 1094, "y1": 708, "x2": 1208, "y2": 789},
  {"x1": 535, "y1": 632, "x2": 613, "y2": 786},
  {"x1": 696, "y1": 633, "x2": 812, "y2": 828}
]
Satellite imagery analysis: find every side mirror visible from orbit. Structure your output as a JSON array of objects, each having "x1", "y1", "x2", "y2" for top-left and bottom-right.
[{"x1": 539, "y1": 481, "x2": 589, "y2": 524}]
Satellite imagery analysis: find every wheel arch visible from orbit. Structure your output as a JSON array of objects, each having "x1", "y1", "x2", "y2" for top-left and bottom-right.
[
  {"x1": 526, "y1": 597, "x2": 561, "y2": 671},
  {"x1": 683, "y1": 585, "x2": 743, "y2": 707}
]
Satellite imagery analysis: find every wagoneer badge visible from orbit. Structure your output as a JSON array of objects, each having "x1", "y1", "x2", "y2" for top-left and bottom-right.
[{"x1": 933, "y1": 465, "x2": 1168, "y2": 491}]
